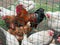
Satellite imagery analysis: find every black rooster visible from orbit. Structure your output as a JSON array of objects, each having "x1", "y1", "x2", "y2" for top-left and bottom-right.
[{"x1": 30, "y1": 8, "x2": 46, "y2": 28}]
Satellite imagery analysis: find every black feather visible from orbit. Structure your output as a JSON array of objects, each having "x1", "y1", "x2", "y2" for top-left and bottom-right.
[
  {"x1": 31, "y1": 8, "x2": 46, "y2": 28},
  {"x1": 35, "y1": 8, "x2": 45, "y2": 23}
]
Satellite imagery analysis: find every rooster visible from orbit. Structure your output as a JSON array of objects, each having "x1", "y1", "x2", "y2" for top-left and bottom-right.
[
  {"x1": 45, "y1": 11, "x2": 60, "y2": 43},
  {"x1": 16, "y1": 5, "x2": 46, "y2": 28}
]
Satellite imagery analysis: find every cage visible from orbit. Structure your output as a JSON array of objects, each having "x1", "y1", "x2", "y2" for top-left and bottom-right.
[{"x1": 0, "y1": 0, "x2": 60, "y2": 45}]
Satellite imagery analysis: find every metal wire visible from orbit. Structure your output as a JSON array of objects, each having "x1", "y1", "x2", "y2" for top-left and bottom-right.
[{"x1": 0, "y1": 0, "x2": 60, "y2": 45}]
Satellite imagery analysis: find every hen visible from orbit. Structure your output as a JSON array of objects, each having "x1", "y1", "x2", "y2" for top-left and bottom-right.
[
  {"x1": 0, "y1": 7, "x2": 17, "y2": 30},
  {"x1": 1, "y1": 4, "x2": 28, "y2": 30},
  {"x1": 45, "y1": 11, "x2": 60, "y2": 43},
  {"x1": 0, "y1": 7, "x2": 16, "y2": 16},
  {"x1": 21, "y1": 30, "x2": 54, "y2": 45},
  {"x1": 21, "y1": 33, "x2": 34, "y2": 45},
  {"x1": 28, "y1": 30, "x2": 54, "y2": 45},
  {"x1": 0, "y1": 27, "x2": 19, "y2": 45},
  {"x1": 18, "y1": 0, "x2": 35, "y2": 11},
  {"x1": 2, "y1": 15, "x2": 16, "y2": 30},
  {"x1": 8, "y1": 22, "x2": 32, "y2": 41},
  {"x1": 16, "y1": 4, "x2": 28, "y2": 16}
]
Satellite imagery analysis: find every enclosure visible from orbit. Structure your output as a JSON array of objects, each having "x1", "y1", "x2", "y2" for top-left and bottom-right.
[{"x1": 0, "y1": 0, "x2": 60, "y2": 45}]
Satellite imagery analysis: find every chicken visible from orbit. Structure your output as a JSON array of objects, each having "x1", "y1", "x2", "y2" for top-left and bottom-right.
[
  {"x1": 21, "y1": 34, "x2": 34, "y2": 45},
  {"x1": 2, "y1": 15, "x2": 16, "y2": 30},
  {"x1": 2, "y1": 5, "x2": 45, "y2": 30},
  {"x1": 0, "y1": 27, "x2": 19, "y2": 45},
  {"x1": 16, "y1": 4, "x2": 28, "y2": 15},
  {"x1": 8, "y1": 22, "x2": 32, "y2": 41},
  {"x1": 0, "y1": 7, "x2": 18, "y2": 29},
  {"x1": 1, "y1": 4, "x2": 29, "y2": 29},
  {"x1": 21, "y1": 30, "x2": 54, "y2": 45},
  {"x1": 16, "y1": 5, "x2": 46, "y2": 28},
  {"x1": 18, "y1": 0, "x2": 35, "y2": 11},
  {"x1": 28, "y1": 30, "x2": 54, "y2": 45},
  {"x1": 0, "y1": 7, "x2": 17, "y2": 16},
  {"x1": 45, "y1": 11, "x2": 60, "y2": 43},
  {"x1": 8, "y1": 0, "x2": 35, "y2": 14},
  {"x1": 49, "y1": 39, "x2": 56, "y2": 45},
  {"x1": 49, "y1": 42, "x2": 56, "y2": 45},
  {"x1": 45, "y1": 11, "x2": 60, "y2": 32}
]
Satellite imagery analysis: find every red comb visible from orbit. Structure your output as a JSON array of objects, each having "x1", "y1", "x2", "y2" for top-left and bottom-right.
[
  {"x1": 57, "y1": 36, "x2": 60, "y2": 43},
  {"x1": 46, "y1": 14, "x2": 50, "y2": 18},
  {"x1": 2, "y1": 16, "x2": 7, "y2": 20},
  {"x1": 16, "y1": 4, "x2": 23, "y2": 15},
  {"x1": 48, "y1": 30, "x2": 54, "y2": 36}
]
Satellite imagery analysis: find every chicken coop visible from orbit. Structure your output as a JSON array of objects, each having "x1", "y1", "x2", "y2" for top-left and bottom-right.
[{"x1": 0, "y1": 0, "x2": 60, "y2": 45}]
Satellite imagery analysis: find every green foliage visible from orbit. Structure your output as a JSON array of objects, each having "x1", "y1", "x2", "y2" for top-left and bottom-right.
[
  {"x1": 33, "y1": 3, "x2": 60, "y2": 12},
  {"x1": 0, "y1": 17, "x2": 8, "y2": 30}
]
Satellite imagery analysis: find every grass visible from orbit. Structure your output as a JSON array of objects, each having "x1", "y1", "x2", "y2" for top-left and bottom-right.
[
  {"x1": 27, "y1": 2, "x2": 60, "y2": 13},
  {"x1": 7, "y1": 1, "x2": 60, "y2": 12},
  {"x1": 35, "y1": 3, "x2": 60, "y2": 11},
  {"x1": 0, "y1": 16, "x2": 8, "y2": 30}
]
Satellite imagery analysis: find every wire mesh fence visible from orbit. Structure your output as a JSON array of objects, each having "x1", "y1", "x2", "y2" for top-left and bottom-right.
[{"x1": 0, "y1": 0, "x2": 60, "y2": 45}]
